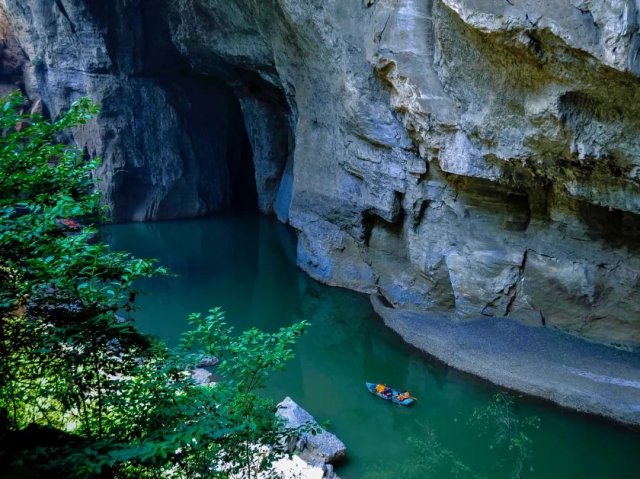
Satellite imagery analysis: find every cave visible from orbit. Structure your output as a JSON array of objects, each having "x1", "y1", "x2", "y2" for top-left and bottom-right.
[
  {"x1": 167, "y1": 75, "x2": 258, "y2": 215},
  {"x1": 3, "y1": 0, "x2": 293, "y2": 223},
  {"x1": 576, "y1": 200, "x2": 640, "y2": 251},
  {"x1": 103, "y1": 71, "x2": 267, "y2": 221},
  {"x1": 82, "y1": 0, "x2": 288, "y2": 222}
]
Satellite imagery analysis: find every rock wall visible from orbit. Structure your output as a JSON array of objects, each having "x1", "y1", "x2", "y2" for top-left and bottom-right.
[
  {"x1": 0, "y1": 9, "x2": 25, "y2": 97},
  {"x1": 2, "y1": 0, "x2": 640, "y2": 347},
  {"x1": 0, "y1": 0, "x2": 262, "y2": 221}
]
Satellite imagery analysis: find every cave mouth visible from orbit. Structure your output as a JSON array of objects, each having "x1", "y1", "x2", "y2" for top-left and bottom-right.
[
  {"x1": 76, "y1": 0, "x2": 285, "y2": 222},
  {"x1": 105, "y1": 70, "x2": 263, "y2": 222},
  {"x1": 149, "y1": 73, "x2": 259, "y2": 220},
  {"x1": 83, "y1": 0, "x2": 257, "y2": 214},
  {"x1": 228, "y1": 116, "x2": 258, "y2": 214},
  {"x1": 576, "y1": 200, "x2": 640, "y2": 251},
  {"x1": 178, "y1": 74, "x2": 259, "y2": 215}
]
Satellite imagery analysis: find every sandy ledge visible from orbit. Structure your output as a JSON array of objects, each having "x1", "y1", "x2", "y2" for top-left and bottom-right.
[{"x1": 371, "y1": 296, "x2": 640, "y2": 427}]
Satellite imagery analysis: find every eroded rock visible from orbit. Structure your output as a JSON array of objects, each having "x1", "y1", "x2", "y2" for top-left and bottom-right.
[{"x1": 3, "y1": 0, "x2": 640, "y2": 346}]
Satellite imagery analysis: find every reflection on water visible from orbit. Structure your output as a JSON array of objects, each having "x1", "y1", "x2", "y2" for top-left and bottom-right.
[{"x1": 103, "y1": 214, "x2": 640, "y2": 478}]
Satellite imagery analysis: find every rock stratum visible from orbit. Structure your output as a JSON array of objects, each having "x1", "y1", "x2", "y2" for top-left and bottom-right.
[{"x1": 1, "y1": 0, "x2": 640, "y2": 348}]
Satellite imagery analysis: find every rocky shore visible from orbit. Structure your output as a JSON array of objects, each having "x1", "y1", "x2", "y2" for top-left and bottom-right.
[
  {"x1": 275, "y1": 397, "x2": 345, "y2": 479},
  {"x1": 190, "y1": 364, "x2": 345, "y2": 478},
  {"x1": 371, "y1": 296, "x2": 640, "y2": 427}
]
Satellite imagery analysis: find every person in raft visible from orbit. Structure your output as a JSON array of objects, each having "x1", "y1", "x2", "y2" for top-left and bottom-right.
[
  {"x1": 375, "y1": 383, "x2": 392, "y2": 398},
  {"x1": 397, "y1": 391, "x2": 411, "y2": 401}
]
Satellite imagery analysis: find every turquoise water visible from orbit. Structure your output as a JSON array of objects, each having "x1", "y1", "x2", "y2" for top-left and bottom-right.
[{"x1": 103, "y1": 214, "x2": 640, "y2": 478}]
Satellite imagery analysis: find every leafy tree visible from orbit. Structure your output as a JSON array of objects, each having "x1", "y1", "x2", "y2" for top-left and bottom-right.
[{"x1": 0, "y1": 91, "x2": 307, "y2": 478}]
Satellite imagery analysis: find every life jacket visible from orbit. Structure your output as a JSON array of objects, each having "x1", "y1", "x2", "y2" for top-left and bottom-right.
[{"x1": 375, "y1": 384, "x2": 386, "y2": 393}]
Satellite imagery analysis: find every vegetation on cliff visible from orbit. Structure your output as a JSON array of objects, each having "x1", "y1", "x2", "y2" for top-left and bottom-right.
[{"x1": 0, "y1": 92, "x2": 306, "y2": 478}]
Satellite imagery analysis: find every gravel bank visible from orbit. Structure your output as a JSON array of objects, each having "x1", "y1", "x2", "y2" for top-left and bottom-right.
[{"x1": 371, "y1": 296, "x2": 640, "y2": 426}]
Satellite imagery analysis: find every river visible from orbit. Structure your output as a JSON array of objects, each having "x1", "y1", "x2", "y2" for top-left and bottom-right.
[{"x1": 103, "y1": 213, "x2": 640, "y2": 478}]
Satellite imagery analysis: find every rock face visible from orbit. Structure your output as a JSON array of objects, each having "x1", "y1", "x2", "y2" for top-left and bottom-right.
[
  {"x1": 2, "y1": 0, "x2": 640, "y2": 346},
  {"x1": 0, "y1": 9, "x2": 25, "y2": 97},
  {"x1": 0, "y1": 1, "x2": 260, "y2": 221}
]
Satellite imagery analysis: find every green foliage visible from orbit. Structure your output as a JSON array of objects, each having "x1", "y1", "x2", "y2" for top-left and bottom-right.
[
  {"x1": 0, "y1": 91, "x2": 163, "y2": 441},
  {"x1": 102, "y1": 310, "x2": 308, "y2": 479},
  {"x1": 0, "y1": 92, "x2": 307, "y2": 478}
]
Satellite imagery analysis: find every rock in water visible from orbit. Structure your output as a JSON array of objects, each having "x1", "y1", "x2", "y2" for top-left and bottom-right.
[
  {"x1": 190, "y1": 368, "x2": 214, "y2": 385},
  {"x1": 277, "y1": 397, "x2": 346, "y2": 465},
  {"x1": 197, "y1": 356, "x2": 220, "y2": 368}
]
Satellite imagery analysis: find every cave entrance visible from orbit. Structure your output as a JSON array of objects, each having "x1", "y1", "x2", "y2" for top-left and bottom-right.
[
  {"x1": 153, "y1": 74, "x2": 259, "y2": 219},
  {"x1": 109, "y1": 67, "x2": 295, "y2": 222},
  {"x1": 83, "y1": 0, "x2": 292, "y2": 221},
  {"x1": 83, "y1": 0, "x2": 261, "y2": 218}
]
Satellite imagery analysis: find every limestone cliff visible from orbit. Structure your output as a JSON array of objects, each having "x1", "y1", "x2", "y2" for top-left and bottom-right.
[{"x1": 2, "y1": 0, "x2": 640, "y2": 347}]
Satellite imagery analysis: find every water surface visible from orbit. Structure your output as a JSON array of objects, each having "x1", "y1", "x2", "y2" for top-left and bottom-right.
[{"x1": 104, "y1": 214, "x2": 640, "y2": 478}]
